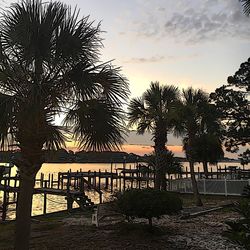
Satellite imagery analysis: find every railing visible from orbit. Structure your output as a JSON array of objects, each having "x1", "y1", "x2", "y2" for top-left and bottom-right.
[{"x1": 169, "y1": 178, "x2": 250, "y2": 196}]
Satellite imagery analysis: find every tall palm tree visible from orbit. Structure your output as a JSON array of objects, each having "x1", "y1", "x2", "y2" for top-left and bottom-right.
[
  {"x1": 174, "y1": 88, "x2": 209, "y2": 206},
  {"x1": 0, "y1": 1, "x2": 129, "y2": 249},
  {"x1": 193, "y1": 101, "x2": 224, "y2": 178},
  {"x1": 128, "y1": 82, "x2": 180, "y2": 190}
]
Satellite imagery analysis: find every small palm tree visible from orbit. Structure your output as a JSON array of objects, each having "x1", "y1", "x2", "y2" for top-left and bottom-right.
[
  {"x1": 128, "y1": 82, "x2": 180, "y2": 190},
  {"x1": 185, "y1": 134, "x2": 224, "y2": 178},
  {"x1": 0, "y1": 1, "x2": 129, "y2": 249}
]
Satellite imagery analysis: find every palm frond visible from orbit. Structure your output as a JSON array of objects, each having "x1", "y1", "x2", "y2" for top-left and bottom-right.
[
  {"x1": 43, "y1": 124, "x2": 67, "y2": 150},
  {"x1": 240, "y1": 0, "x2": 250, "y2": 16},
  {"x1": 71, "y1": 62, "x2": 129, "y2": 105},
  {"x1": 64, "y1": 99, "x2": 127, "y2": 151},
  {"x1": 127, "y1": 97, "x2": 147, "y2": 126}
]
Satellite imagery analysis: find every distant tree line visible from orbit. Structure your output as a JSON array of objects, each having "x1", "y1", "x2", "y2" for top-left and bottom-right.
[{"x1": 0, "y1": 149, "x2": 143, "y2": 163}]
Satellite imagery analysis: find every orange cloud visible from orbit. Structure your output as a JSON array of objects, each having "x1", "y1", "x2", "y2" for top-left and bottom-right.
[{"x1": 121, "y1": 144, "x2": 184, "y2": 156}]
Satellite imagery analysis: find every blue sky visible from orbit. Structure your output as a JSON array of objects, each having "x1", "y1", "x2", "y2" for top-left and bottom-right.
[{"x1": 1, "y1": 0, "x2": 248, "y2": 157}]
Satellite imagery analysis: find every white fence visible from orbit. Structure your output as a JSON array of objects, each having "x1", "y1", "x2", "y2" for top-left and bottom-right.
[{"x1": 169, "y1": 178, "x2": 250, "y2": 196}]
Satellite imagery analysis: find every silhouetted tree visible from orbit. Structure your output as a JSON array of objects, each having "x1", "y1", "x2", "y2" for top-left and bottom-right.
[
  {"x1": 128, "y1": 82, "x2": 180, "y2": 190},
  {"x1": 145, "y1": 150, "x2": 183, "y2": 189},
  {"x1": 239, "y1": 149, "x2": 250, "y2": 167},
  {"x1": 211, "y1": 59, "x2": 250, "y2": 153},
  {"x1": 0, "y1": 1, "x2": 129, "y2": 249},
  {"x1": 174, "y1": 88, "x2": 209, "y2": 206},
  {"x1": 188, "y1": 134, "x2": 224, "y2": 178}
]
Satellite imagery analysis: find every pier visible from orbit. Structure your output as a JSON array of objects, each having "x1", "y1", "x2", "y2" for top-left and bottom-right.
[{"x1": 0, "y1": 162, "x2": 249, "y2": 221}]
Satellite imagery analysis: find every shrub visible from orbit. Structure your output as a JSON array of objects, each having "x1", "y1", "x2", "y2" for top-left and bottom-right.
[
  {"x1": 116, "y1": 189, "x2": 182, "y2": 228},
  {"x1": 224, "y1": 199, "x2": 250, "y2": 249}
]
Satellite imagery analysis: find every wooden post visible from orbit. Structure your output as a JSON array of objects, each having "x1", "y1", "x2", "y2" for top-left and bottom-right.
[
  {"x1": 40, "y1": 173, "x2": 43, "y2": 188},
  {"x1": 123, "y1": 170, "x2": 125, "y2": 191},
  {"x1": 110, "y1": 172, "x2": 114, "y2": 192},
  {"x1": 88, "y1": 170, "x2": 91, "y2": 188},
  {"x1": 2, "y1": 178, "x2": 7, "y2": 221},
  {"x1": 119, "y1": 175, "x2": 122, "y2": 192},
  {"x1": 51, "y1": 174, "x2": 54, "y2": 188},
  {"x1": 66, "y1": 172, "x2": 70, "y2": 192},
  {"x1": 111, "y1": 162, "x2": 113, "y2": 174},
  {"x1": 98, "y1": 169, "x2": 101, "y2": 190},
  {"x1": 105, "y1": 170, "x2": 108, "y2": 189},
  {"x1": 48, "y1": 174, "x2": 51, "y2": 188},
  {"x1": 95, "y1": 171, "x2": 98, "y2": 188},
  {"x1": 99, "y1": 193, "x2": 102, "y2": 204},
  {"x1": 57, "y1": 173, "x2": 60, "y2": 189},
  {"x1": 43, "y1": 193, "x2": 47, "y2": 214},
  {"x1": 79, "y1": 177, "x2": 84, "y2": 193},
  {"x1": 186, "y1": 167, "x2": 188, "y2": 178},
  {"x1": 61, "y1": 174, "x2": 64, "y2": 189},
  {"x1": 66, "y1": 196, "x2": 74, "y2": 211},
  {"x1": 115, "y1": 168, "x2": 118, "y2": 187}
]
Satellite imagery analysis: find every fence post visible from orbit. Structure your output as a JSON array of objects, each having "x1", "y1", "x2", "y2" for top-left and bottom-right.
[
  {"x1": 224, "y1": 178, "x2": 227, "y2": 197},
  {"x1": 184, "y1": 182, "x2": 187, "y2": 193}
]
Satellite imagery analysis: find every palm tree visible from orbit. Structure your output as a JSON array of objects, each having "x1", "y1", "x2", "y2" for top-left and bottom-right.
[
  {"x1": 240, "y1": 0, "x2": 250, "y2": 15},
  {"x1": 128, "y1": 82, "x2": 180, "y2": 190},
  {"x1": 187, "y1": 134, "x2": 224, "y2": 178},
  {"x1": 145, "y1": 150, "x2": 183, "y2": 181},
  {"x1": 192, "y1": 101, "x2": 224, "y2": 178},
  {"x1": 174, "y1": 88, "x2": 209, "y2": 206},
  {"x1": 0, "y1": 1, "x2": 129, "y2": 249}
]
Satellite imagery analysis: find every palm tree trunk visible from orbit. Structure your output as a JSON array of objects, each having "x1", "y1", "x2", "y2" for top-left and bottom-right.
[
  {"x1": 154, "y1": 147, "x2": 166, "y2": 190},
  {"x1": 155, "y1": 168, "x2": 161, "y2": 190},
  {"x1": 189, "y1": 161, "x2": 203, "y2": 206},
  {"x1": 203, "y1": 161, "x2": 209, "y2": 179},
  {"x1": 14, "y1": 172, "x2": 35, "y2": 250}
]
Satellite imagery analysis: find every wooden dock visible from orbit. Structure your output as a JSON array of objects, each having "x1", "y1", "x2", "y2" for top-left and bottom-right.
[{"x1": 0, "y1": 162, "x2": 248, "y2": 221}]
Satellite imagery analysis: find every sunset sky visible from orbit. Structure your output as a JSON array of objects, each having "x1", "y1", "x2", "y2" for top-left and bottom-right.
[{"x1": 2, "y1": 0, "x2": 249, "y2": 158}]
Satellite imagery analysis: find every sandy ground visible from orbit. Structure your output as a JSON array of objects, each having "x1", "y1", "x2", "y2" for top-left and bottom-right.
[{"x1": 0, "y1": 196, "x2": 244, "y2": 250}]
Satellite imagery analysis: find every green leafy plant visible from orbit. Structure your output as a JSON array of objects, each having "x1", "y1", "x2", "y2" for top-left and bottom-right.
[
  {"x1": 224, "y1": 199, "x2": 250, "y2": 249},
  {"x1": 116, "y1": 189, "x2": 182, "y2": 229}
]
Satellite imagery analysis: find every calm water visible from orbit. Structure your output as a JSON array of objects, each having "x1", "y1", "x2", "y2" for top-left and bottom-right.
[{"x1": 1, "y1": 161, "x2": 246, "y2": 220}]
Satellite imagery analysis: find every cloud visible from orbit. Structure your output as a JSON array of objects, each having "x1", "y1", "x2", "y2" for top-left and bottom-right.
[
  {"x1": 123, "y1": 55, "x2": 165, "y2": 64},
  {"x1": 123, "y1": 53, "x2": 199, "y2": 64},
  {"x1": 132, "y1": 0, "x2": 250, "y2": 44}
]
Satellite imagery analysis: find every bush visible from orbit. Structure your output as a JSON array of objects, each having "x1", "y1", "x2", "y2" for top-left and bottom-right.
[
  {"x1": 116, "y1": 189, "x2": 182, "y2": 228},
  {"x1": 224, "y1": 185, "x2": 250, "y2": 248},
  {"x1": 224, "y1": 199, "x2": 250, "y2": 249}
]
